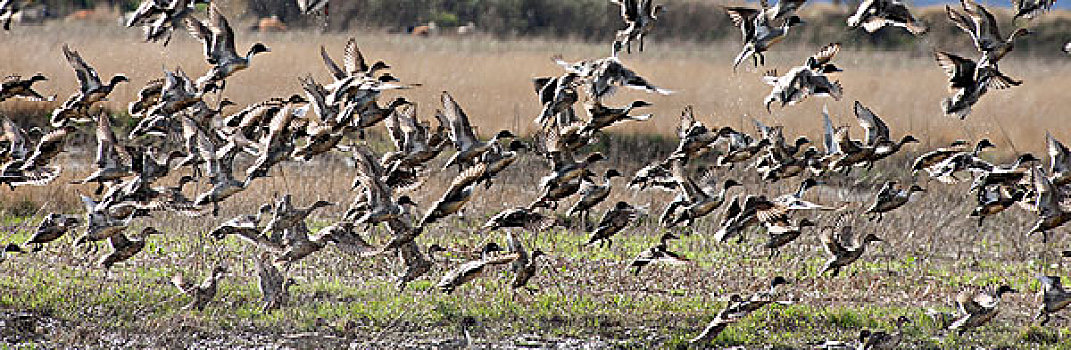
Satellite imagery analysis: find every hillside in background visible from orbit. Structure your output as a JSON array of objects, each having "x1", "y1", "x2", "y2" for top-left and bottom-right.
[{"x1": 26, "y1": 0, "x2": 1071, "y2": 55}]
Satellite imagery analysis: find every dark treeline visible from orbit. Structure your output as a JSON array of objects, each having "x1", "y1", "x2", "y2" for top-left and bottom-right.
[{"x1": 29, "y1": 0, "x2": 1071, "y2": 55}]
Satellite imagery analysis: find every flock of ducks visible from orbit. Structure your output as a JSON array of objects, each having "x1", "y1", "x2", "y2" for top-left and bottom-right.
[{"x1": 0, "y1": 0, "x2": 1070, "y2": 347}]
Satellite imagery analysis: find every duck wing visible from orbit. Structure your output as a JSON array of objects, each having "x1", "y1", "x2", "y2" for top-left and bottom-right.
[
  {"x1": 320, "y1": 45, "x2": 346, "y2": 80},
  {"x1": 853, "y1": 101, "x2": 889, "y2": 146},
  {"x1": 207, "y1": 4, "x2": 239, "y2": 63},
  {"x1": 1047, "y1": 132, "x2": 1071, "y2": 176},
  {"x1": 343, "y1": 38, "x2": 370, "y2": 76},
  {"x1": 440, "y1": 91, "x2": 478, "y2": 151},
  {"x1": 62, "y1": 44, "x2": 102, "y2": 93}
]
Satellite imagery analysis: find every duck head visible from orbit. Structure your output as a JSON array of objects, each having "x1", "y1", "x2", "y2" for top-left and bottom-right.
[
  {"x1": 584, "y1": 152, "x2": 606, "y2": 164},
  {"x1": 613, "y1": 201, "x2": 633, "y2": 210},
  {"x1": 604, "y1": 169, "x2": 623, "y2": 180},
  {"x1": 530, "y1": 249, "x2": 547, "y2": 260},
  {"x1": 996, "y1": 285, "x2": 1018, "y2": 297},
  {"x1": 631, "y1": 100, "x2": 654, "y2": 108},
  {"x1": 899, "y1": 135, "x2": 920, "y2": 145},
  {"x1": 784, "y1": 16, "x2": 804, "y2": 27},
  {"x1": 397, "y1": 195, "x2": 417, "y2": 207},
  {"x1": 770, "y1": 276, "x2": 790, "y2": 289},
  {"x1": 247, "y1": 43, "x2": 271, "y2": 57},
  {"x1": 494, "y1": 129, "x2": 515, "y2": 140},
  {"x1": 109, "y1": 75, "x2": 130, "y2": 86}
]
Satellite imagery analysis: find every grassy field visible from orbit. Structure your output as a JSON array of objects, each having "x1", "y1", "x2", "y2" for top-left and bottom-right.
[{"x1": 2, "y1": 23, "x2": 1071, "y2": 348}]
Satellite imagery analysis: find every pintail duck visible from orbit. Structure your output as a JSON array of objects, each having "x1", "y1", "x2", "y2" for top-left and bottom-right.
[
  {"x1": 664, "y1": 164, "x2": 741, "y2": 227},
  {"x1": 70, "y1": 113, "x2": 134, "y2": 195},
  {"x1": 910, "y1": 139, "x2": 971, "y2": 175},
  {"x1": 481, "y1": 207, "x2": 556, "y2": 232},
  {"x1": 667, "y1": 106, "x2": 727, "y2": 163},
  {"x1": 262, "y1": 194, "x2": 334, "y2": 244},
  {"x1": 24, "y1": 213, "x2": 81, "y2": 252},
  {"x1": 717, "y1": 192, "x2": 814, "y2": 243},
  {"x1": 99, "y1": 226, "x2": 161, "y2": 269},
  {"x1": 852, "y1": 101, "x2": 918, "y2": 166},
  {"x1": 1, "y1": 73, "x2": 53, "y2": 102},
  {"x1": 210, "y1": 203, "x2": 273, "y2": 240},
  {"x1": 172, "y1": 265, "x2": 228, "y2": 311},
  {"x1": 725, "y1": 1, "x2": 805, "y2": 71},
  {"x1": 128, "y1": 78, "x2": 166, "y2": 118},
  {"x1": 916, "y1": 139, "x2": 994, "y2": 182},
  {"x1": 629, "y1": 233, "x2": 689, "y2": 275},
  {"x1": 244, "y1": 103, "x2": 298, "y2": 185},
  {"x1": 585, "y1": 201, "x2": 642, "y2": 248},
  {"x1": 256, "y1": 251, "x2": 294, "y2": 311},
  {"x1": 1036, "y1": 275, "x2": 1071, "y2": 325},
  {"x1": 291, "y1": 75, "x2": 356, "y2": 162},
  {"x1": 857, "y1": 316, "x2": 910, "y2": 349},
  {"x1": 762, "y1": 45, "x2": 843, "y2": 111},
  {"x1": 690, "y1": 276, "x2": 791, "y2": 344},
  {"x1": 419, "y1": 163, "x2": 486, "y2": 227},
  {"x1": 947, "y1": 0, "x2": 1031, "y2": 64},
  {"x1": 534, "y1": 73, "x2": 580, "y2": 129},
  {"x1": 185, "y1": 4, "x2": 270, "y2": 92},
  {"x1": 9, "y1": 126, "x2": 74, "y2": 188},
  {"x1": 0, "y1": 116, "x2": 36, "y2": 163},
  {"x1": 474, "y1": 140, "x2": 527, "y2": 188},
  {"x1": 0, "y1": 243, "x2": 22, "y2": 262},
  {"x1": 274, "y1": 226, "x2": 339, "y2": 268},
  {"x1": 581, "y1": 100, "x2": 652, "y2": 135},
  {"x1": 1027, "y1": 166, "x2": 1071, "y2": 241},
  {"x1": 717, "y1": 128, "x2": 771, "y2": 168},
  {"x1": 75, "y1": 194, "x2": 133, "y2": 246},
  {"x1": 380, "y1": 101, "x2": 446, "y2": 183},
  {"x1": 539, "y1": 152, "x2": 605, "y2": 192},
  {"x1": 552, "y1": 55, "x2": 672, "y2": 101},
  {"x1": 347, "y1": 145, "x2": 418, "y2": 226},
  {"x1": 126, "y1": 0, "x2": 197, "y2": 45},
  {"x1": 436, "y1": 251, "x2": 518, "y2": 294},
  {"x1": 969, "y1": 153, "x2": 1039, "y2": 191},
  {"x1": 629, "y1": 160, "x2": 677, "y2": 192},
  {"x1": 507, "y1": 231, "x2": 545, "y2": 293},
  {"x1": 865, "y1": 181, "x2": 924, "y2": 222},
  {"x1": 1012, "y1": 0, "x2": 1056, "y2": 22},
  {"x1": 763, "y1": 218, "x2": 816, "y2": 258},
  {"x1": 610, "y1": 0, "x2": 664, "y2": 54},
  {"x1": 820, "y1": 225, "x2": 882, "y2": 276},
  {"x1": 1046, "y1": 132, "x2": 1071, "y2": 186},
  {"x1": 934, "y1": 50, "x2": 1020, "y2": 119},
  {"x1": 528, "y1": 171, "x2": 590, "y2": 210},
  {"x1": 321, "y1": 38, "x2": 391, "y2": 85},
  {"x1": 317, "y1": 220, "x2": 377, "y2": 257},
  {"x1": 439, "y1": 91, "x2": 515, "y2": 171},
  {"x1": 848, "y1": 0, "x2": 927, "y2": 35},
  {"x1": 969, "y1": 183, "x2": 1026, "y2": 227},
  {"x1": 396, "y1": 241, "x2": 433, "y2": 291},
  {"x1": 51, "y1": 44, "x2": 129, "y2": 127},
  {"x1": 938, "y1": 285, "x2": 1018, "y2": 335},
  {"x1": 191, "y1": 123, "x2": 249, "y2": 215},
  {"x1": 427, "y1": 242, "x2": 504, "y2": 263},
  {"x1": 133, "y1": 68, "x2": 202, "y2": 124},
  {"x1": 567, "y1": 169, "x2": 622, "y2": 229}
]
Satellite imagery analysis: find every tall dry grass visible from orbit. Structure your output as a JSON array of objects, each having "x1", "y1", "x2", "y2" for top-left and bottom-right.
[{"x1": 2, "y1": 22, "x2": 1069, "y2": 151}]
